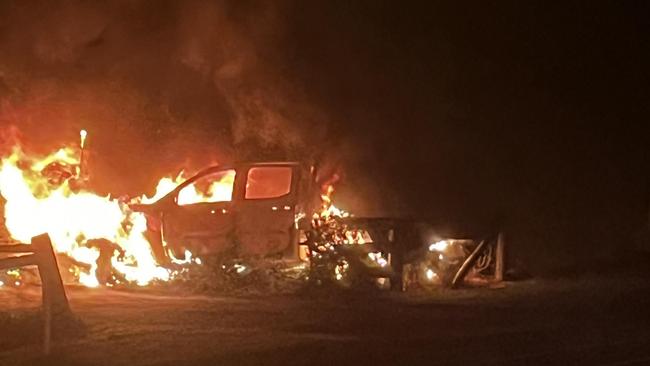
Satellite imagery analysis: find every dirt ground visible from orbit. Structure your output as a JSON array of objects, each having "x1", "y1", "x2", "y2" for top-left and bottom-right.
[{"x1": 2, "y1": 271, "x2": 650, "y2": 366}]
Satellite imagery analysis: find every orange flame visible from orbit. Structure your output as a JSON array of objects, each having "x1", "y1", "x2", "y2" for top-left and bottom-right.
[
  {"x1": 317, "y1": 183, "x2": 349, "y2": 220},
  {"x1": 0, "y1": 143, "x2": 189, "y2": 287},
  {"x1": 140, "y1": 170, "x2": 235, "y2": 205}
]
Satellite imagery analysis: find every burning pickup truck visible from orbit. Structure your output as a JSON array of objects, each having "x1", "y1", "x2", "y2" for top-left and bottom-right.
[{"x1": 132, "y1": 161, "x2": 505, "y2": 291}]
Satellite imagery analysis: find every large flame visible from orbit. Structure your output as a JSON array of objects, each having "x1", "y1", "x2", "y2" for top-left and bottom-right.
[
  {"x1": 141, "y1": 170, "x2": 235, "y2": 205},
  {"x1": 0, "y1": 140, "x2": 191, "y2": 287},
  {"x1": 140, "y1": 174, "x2": 186, "y2": 204},
  {"x1": 312, "y1": 183, "x2": 367, "y2": 246}
]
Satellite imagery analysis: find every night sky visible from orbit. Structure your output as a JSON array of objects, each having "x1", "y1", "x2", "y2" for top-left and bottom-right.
[{"x1": 0, "y1": 1, "x2": 648, "y2": 272}]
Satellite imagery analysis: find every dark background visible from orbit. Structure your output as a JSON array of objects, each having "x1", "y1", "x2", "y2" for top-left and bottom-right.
[{"x1": 0, "y1": 1, "x2": 648, "y2": 273}]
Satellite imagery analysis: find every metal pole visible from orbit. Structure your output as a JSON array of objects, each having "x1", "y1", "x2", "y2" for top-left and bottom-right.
[{"x1": 452, "y1": 239, "x2": 488, "y2": 289}]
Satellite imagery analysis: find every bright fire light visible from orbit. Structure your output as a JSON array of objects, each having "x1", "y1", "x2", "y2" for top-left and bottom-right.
[
  {"x1": 0, "y1": 142, "x2": 195, "y2": 287},
  {"x1": 425, "y1": 268, "x2": 436, "y2": 280},
  {"x1": 429, "y1": 240, "x2": 449, "y2": 252},
  {"x1": 140, "y1": 170, "x2": 235, "y2": 206},
  {"x1": 79, "y1": 129, "x2": 88, "y2": 148}
]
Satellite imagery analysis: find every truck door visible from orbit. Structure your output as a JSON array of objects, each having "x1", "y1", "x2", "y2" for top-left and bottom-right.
[
  {"x1": 234, "y1": 165, "x2": 300, "y2": 258},
  {"x1": 162, "y1": 168, "x2": 236, "y2": 256}
]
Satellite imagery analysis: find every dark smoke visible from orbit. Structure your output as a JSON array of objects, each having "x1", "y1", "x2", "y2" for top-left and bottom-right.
[{"x1": 0, "y1": 0, "x2": 328, "y2": 196}]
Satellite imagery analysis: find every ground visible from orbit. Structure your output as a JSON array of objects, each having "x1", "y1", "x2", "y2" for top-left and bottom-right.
[{"x1": 1, "y1": 270, "x2": 650, "y2": 366}]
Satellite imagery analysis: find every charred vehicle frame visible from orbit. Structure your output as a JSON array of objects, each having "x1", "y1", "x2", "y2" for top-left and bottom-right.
[{"x1": 134, "y1": 161, "x2": 506, "y2": 290}]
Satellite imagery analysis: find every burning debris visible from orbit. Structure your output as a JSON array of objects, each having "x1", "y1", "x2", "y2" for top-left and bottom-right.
[
  {"x1": 0, "y1": 131, "x2": 191, "y2": 288},
  {"x1": 305, "y1": 183, "x2": 506, "y2": 290}
]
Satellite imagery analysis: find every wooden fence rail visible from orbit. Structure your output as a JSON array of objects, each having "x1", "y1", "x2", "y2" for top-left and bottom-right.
[{"x1": 0, "y1": 234, "x2": 70, "y2": 354}]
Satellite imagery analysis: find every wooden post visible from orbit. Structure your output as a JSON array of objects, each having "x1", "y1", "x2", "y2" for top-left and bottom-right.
[
  {"x1": 32, "y1": 234, "x2": 70, "y2": 316},
  {"x1": 33, "y1": 234, "x2": 70, "y2": 356},
  {"x1": 495, "y1": 232, "x2": 505, "y2": 282},
  {"x1": 43, "y1": 299, "x2": 52, "y2": 355},
  {"x1": 0, "y1": 254, "x2": 38, "y2": 269},
  {"x1": 0, "y1": 244, "x2": 37, "y2": 253}
]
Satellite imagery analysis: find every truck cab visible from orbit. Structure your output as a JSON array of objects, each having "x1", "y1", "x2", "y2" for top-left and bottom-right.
[{"x1": 135, "y1": 162, "x2": 317, "y2": 263}]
